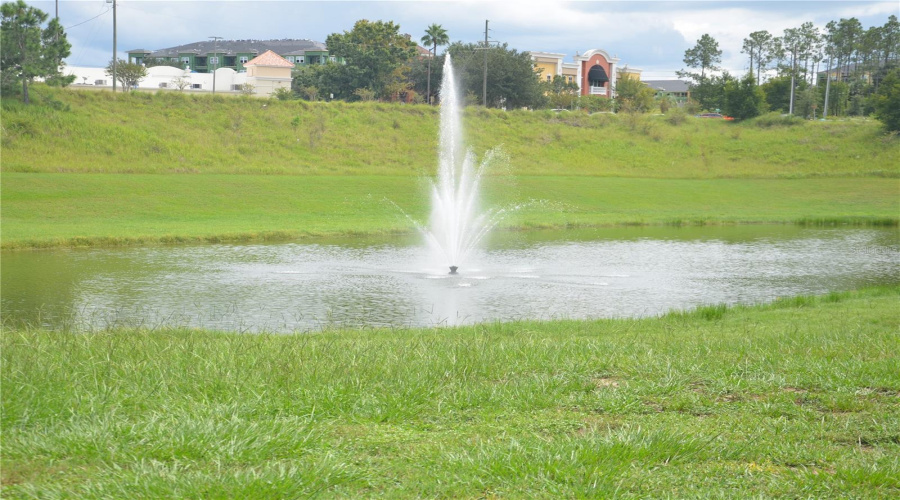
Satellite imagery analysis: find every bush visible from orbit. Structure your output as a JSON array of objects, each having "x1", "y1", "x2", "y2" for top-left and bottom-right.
[
  {"x1": 577, "y1": 95, "x2": 613, "y2": 113},
  {"x1": 666, "y1": 109, "x2": 688, "y2": 126},
  {"x1": 271, "y1": 87, "x2": 295, "y2": 101},
  {"x1": 750, "y1": 112, "x2": 805, "y2": 128}
]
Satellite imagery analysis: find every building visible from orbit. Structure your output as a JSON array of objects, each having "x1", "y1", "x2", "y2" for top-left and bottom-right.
[
  {"x1": 127, "y1": 39, "x2": 336, "y2": 74},
  {"x1": 530, "y1": 49, "x2": 641, "y2": 98},
  {"x1": 242, "y1": 50, "x2": 293, "y2": 96},
  {"x1": 643, "y1": 80, "x2": 691, "y2": 104},
  {"x1": 63, "y1": 50, "x2": 294, "y2": 98}
]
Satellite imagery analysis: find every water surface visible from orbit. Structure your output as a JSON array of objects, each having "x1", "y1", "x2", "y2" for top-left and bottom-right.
[{"x1": 2, "y1": 226, "x2": 897, "y2": 331}]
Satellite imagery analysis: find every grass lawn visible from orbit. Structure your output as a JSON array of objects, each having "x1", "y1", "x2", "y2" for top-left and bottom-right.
[
  {"x1": 2, "y1": 86, "x2": 898, "y2": 178},
  {"x1": 2, "y1": 173, "x2": 897, "y2": 249},
  {"x1": 2, "y1": 287, "x2": 898, "y2": 497}
]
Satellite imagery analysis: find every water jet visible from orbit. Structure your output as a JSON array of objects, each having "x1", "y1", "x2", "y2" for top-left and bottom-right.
[{"x1": 424, "y1": 55, "x2": 506, "y2": 272}]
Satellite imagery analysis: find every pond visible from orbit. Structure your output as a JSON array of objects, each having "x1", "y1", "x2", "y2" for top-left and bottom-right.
[{"x1": 2, "y1": 226, "x2": 897, "y2": 332}]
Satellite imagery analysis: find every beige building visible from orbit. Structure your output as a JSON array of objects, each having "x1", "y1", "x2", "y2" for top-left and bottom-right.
[{"x1": 244, "y1": 50, "x2": 294, "y2": 97}]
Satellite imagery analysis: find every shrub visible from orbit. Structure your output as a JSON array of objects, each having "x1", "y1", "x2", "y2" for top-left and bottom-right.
[
  {"x1": 352, "y1": 88, "x2": 376, "y2": 102},
  {"x1": 666, "y1": 109, "x2": 688, "y2": 126},
  {"x1": 750, "y1": 112, "x2": 805, "y2": 128},
  {"x1": 271, "y1": 87, "x2": 295, "y2": 101}
]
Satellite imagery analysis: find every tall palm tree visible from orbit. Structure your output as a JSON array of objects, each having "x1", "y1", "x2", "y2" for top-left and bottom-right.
[{"x1": 421, "y1": 24, "x2": 449, "y2": 104}]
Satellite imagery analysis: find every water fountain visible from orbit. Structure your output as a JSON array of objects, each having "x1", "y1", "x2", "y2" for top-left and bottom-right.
[{"x1": 424, "y1": 55, "x2": 505, "y2": 275}]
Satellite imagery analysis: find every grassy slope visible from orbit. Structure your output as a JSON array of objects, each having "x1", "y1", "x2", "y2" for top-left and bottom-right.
[
  {"x1": 1, "y1": 86, "x2": 898, "y2": 248},
  {"x1": 2, "y1": 173, "x2": 897, "y2": 249},
  {"x1": 2, "y1": 85, "x2": 898, "y2": 178},
  {"x1": 3, "y1": 287, "x2": 898, "y2": 497}
]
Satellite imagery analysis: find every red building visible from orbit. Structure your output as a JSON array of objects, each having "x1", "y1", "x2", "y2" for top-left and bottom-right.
[{"x1": 575, "y1": 49, "x2": 620, "y2": 98}]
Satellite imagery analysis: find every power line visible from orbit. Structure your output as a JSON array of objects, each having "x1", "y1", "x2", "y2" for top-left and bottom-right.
[{"x1": 65, "y1": 7, "x2": 111, "y2": 30}]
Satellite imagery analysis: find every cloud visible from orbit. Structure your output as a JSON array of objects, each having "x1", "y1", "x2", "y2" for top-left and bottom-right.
[{"x1": 29, "y1": 0, "x2": 898, "y2": 76}]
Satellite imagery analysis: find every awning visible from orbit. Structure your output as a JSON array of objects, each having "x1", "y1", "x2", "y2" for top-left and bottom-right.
[{"x1": 587, "y1": 65, "x2": 609, "y2": 83}]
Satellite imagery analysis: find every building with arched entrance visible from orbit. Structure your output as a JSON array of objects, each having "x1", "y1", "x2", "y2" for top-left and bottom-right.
[
  {"x1": 531, "y1": 49, "x2": 641, "y2": 99},
  {"x1": 576, "y1": 49, "x2": 619, "y2": 98}
]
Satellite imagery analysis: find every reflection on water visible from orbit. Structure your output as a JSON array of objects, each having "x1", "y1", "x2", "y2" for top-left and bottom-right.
[{"x1": 2, "y1": 226, "x2": 898, "y2": 332}]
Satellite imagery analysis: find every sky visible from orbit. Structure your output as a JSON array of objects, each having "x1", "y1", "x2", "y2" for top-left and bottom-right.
[{"x1": 28, "y1": 0, "x2": 899, "y2": 80}]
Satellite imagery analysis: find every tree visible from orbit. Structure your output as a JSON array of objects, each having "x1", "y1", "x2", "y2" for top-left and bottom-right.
[
  {"x1": 446, "y1": 43, "x2": 544, "y2": 108},
  {"x1": 614, "y1": 76, "x2": 656, "y2": 113},
  {"x1": 1, "y1": 0, "x2": 72, "y2": 103},
  {"x1": 326, "y1": 19, "x2": 417, "y2": 99},
  {"x1": 105, "y1": 58, "x2": 147, "y2": 90},
  {"x1": 690, "y1": 72, "x2": 734, "y2": 112},
  {"x1": 724, "y1": 72, "x2": 767, "y2": 120},
  {"x1": 543, "y1": 74, "x2": 579, "y2": 109},
  {"x1": 681, "y1": 34, "x2": 722, "y2": 80},
  {"x1": 872, "y1": 68, "x2": 900, "y2": 130},
  {"x1": 171, "y1": 76, "x2": 190, "y2": 91},
  {"x1": 742, "y1": 30, "x2": 773, "y2": 85},
  {"x1": 421, "y1": 23, "x2": 449, "y2": 105}
]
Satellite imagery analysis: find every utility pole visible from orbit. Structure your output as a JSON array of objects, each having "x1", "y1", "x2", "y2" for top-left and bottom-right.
[
  {"x1": 107, "y1": 0, "x2": 117, "y2": 92},
  {"x1": 209, "y1": 36, "x2": 223, "y2": 93},
  {"x1": 823, "y1": 56, "x2": 832, "y2": 118},
  {"x1": 483, "y1": 20, "x2": 488, "y2": 107}
]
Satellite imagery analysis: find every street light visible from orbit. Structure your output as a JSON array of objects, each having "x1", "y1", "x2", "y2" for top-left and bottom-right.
[{"x1": 209, "y1": 36, "x2": 223, "y2": 93}]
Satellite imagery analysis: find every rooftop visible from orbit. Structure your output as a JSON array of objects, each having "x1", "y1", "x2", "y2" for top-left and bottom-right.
[
  {"x1": 129, "y1": 39, "x2": 327, "y2": 58},
  {"x1": 245, "y1": 50, "x2": 294, "y2": 68},
  {"x1": 643, "y1": 80, "x2": 691, "y2": 93}
]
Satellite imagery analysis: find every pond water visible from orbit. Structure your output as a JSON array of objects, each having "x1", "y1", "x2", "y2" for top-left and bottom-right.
[{"x1": 2, "y1": 226, "x2": 897, "y2": 332}]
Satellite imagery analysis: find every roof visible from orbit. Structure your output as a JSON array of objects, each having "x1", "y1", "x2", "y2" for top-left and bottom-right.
[
  {"x1": 643, "y1": 80, "x2": 691, "y2": 93},
  {"x1": 245, "y1": 50, "x2": 294, "y2": 68},
  {"x1": 137, "y1": 39, "x2": 327, "y2": 58}
]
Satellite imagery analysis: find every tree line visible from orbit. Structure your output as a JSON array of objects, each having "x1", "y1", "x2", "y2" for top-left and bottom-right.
[
  {"x1": 2, "y1": 2, "x2": 898, "y2": 130},
  {"x1": 679, "y1": 15, "x2": 899, "y2": 126}
]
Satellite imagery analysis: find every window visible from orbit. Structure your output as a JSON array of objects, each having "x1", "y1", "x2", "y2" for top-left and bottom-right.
[
  {"x1": 191, "y1": 83, "x2": 202, "y2": 89},
  {"x1": 298, "y1": 56, "x2": 304, "y2": 64},
  {"x1": 232, "y1": 84, "x2": 242, "y2": 91},
  {"x1": 329, "y1": 56, "x2": 335, "y2": 62},
  {"x1": 547, "y1": 75, "x2": 551, "y2": 82},
  {"x1": 209, "y1": 56, "x2": 218, "y2": 66},
  {"x1": 94, "y1": 79, "x2": 106, "y2": 85},
  {"x1": 224, "y1": 56, "x2": 236, "y2": 67},
  {"x1": 158, "y1": 82, "x2": 168, "y2": 88},
  {"x1": 181, "y1": 57, "x2": 190, "y2": 66},
  {"x1": 239, "y1": 56, "x2": 248, "y2": 64}
]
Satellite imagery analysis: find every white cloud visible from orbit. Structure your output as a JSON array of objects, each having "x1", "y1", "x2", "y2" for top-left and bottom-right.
[{"x1": 29, "y1": 0, "x2": 898, "y2": 75}]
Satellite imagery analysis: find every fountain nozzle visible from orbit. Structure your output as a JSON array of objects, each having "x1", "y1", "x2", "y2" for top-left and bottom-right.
[{"x1": 449, "y1": 266, "x2": 458, "y2": 274}]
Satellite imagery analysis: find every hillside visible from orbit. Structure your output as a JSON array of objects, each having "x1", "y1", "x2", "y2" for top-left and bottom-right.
[{"x1": 2, "y1": 85, "x2": 897, "y2": 179}]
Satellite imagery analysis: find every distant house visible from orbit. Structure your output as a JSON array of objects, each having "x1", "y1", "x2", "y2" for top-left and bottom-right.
[
  {"x1": 643, "y1": 80, "x2": 691, "y2": 104},
  {"x1": 127, "y1": 39, "x2": 338, "y2": 74},
  {"x1": 243, "y1": 50, "x2": 294, "y2": 96}
]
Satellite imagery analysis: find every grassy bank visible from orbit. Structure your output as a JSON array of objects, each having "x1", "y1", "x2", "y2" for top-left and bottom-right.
[
  {"x1": 2, "y1": 85, "x2": 898, "y2": 178},
  {"x1": 3, "y1": 286, "x2": 898, "y2": 497},
  {"x1": 2, "y1": 173, "x2": 897, "y2": 249}
]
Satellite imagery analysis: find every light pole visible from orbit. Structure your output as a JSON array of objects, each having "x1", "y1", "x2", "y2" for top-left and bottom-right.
[{"x1": 209, "y1": 36, "x2": 222, "y2": 93}]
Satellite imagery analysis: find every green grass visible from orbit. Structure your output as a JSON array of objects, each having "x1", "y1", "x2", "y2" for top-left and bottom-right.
[
  {"x1": 2, "y1": 173, "x2": 897, "y2": 249},
  {"x1": 3, "y1": 286, "x2": 898, "y2": 498},
  {"x1": 2, "y1": 85, "x2": 898, "y2": 178}
]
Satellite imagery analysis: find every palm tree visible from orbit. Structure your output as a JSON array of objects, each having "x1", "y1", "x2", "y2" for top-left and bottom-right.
[{"x1": 421, "y1": 24, "x2": 449, "y2": 104}]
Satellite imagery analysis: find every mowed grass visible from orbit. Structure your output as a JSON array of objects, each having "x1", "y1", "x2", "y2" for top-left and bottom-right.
[
  {"x1": 2, "y1": 287, "x2": 898, "y2": 498},
  {"x1": 2, "y1": 85, "x2": 898, "y2": 178},
  {"x1": 2, "y1": 173, "x2": 897, "y2": 249}
]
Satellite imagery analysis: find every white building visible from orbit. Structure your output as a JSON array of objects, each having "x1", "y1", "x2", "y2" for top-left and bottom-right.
[{"x1": 62, "y1": 50, "x2": 294, "y2": 98}]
